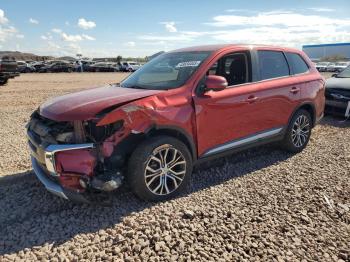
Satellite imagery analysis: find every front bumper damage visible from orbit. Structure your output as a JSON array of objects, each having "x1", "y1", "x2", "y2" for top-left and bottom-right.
[
  {"x1": 31, "y1": 156, "x2": 91, "y2": 203},
  {"x1": 28, "y1": 138, "x2": 97, "y2": 202},
  {"x1": 27, "y1": 112, "x2": 124, "y2": 202}
]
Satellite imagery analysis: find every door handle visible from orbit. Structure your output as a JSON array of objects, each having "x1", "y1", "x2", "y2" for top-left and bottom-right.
[
  {"x1": 290, "y1": 87, "x2": 300, "y2": 94},
  {"x1": 246, "y1": 95, "x2": 258, "y2": 103}
]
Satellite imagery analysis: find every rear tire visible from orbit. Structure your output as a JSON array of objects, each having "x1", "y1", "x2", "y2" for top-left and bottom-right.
[
  {"x1": 281, "y1": 109, "x2": 312, "y2": 153},
  {"x1": 128, "y1": 136, "x2": 192, "y2": 202}
]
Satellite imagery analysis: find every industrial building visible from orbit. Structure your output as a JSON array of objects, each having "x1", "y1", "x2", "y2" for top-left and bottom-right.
[{"x1": 302, "y1": 43, "x2": 350, "y2": 61}]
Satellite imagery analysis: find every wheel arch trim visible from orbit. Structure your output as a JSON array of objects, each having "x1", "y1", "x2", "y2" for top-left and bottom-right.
[
  {"x1": 146, "y1": 125, "x2": 197, "y2": 161},
  {"x1": 289, "y1": 102, "x2": 316, "y2": 127}
]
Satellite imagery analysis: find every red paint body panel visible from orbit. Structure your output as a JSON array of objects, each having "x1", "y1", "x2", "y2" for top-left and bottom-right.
[
  {"x1": 40, "y1": 85, "x2": 163, "y2": 121},
  {"x1": 37, "y1": 45, "x2": 325, "y2": 184},
  {"x1": 55, "y1": 149, "x2": 97, "y2": 176},
  {"x1": 55, "y1": 149, "x2": 97, "y2": 191}
]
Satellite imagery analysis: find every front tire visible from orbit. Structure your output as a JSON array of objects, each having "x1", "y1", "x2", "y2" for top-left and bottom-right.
[
  {"x1": 281, "y1": 109, "x2": 312, "y2": 153},
  {"x1": 128, "y1": 136, "x2": 192, "y2": 201}
]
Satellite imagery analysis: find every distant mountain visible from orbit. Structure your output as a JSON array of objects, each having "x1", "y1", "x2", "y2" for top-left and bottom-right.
[{"x1": 0, "y1": 51, "x2": 54, "y2": 62}]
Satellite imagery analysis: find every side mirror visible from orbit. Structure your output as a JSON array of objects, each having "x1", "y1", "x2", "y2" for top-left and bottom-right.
[
  {"x1": 205, "y1": 75, "x2": 228, "y2": 92},
  {"x1": 332, "y1": 73, "x2": 338, "y2": 77}
]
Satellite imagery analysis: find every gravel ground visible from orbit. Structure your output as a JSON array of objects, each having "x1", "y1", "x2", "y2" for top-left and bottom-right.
[{"x1": 0, "y1": 73, "x2": 349, "y2": 261}]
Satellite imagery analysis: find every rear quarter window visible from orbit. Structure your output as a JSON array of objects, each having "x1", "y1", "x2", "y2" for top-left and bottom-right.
[
  {"x1": 257, "y1": 51, "x2": 290, "y2": 80},
  {"x1": 286, "y1": 52, "x2": 309, "y2": 75}
]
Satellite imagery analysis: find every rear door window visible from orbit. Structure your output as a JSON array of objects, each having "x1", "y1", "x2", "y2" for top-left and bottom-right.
[
  {"x1": 285, "y1": 52, "x2": 309, "y2": 75},
  {"x1": 258, "y1": 51, "x2": 290, "y2": 80}
]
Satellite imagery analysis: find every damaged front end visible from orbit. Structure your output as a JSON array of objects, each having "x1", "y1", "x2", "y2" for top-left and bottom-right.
[{"x1": 27, "y1": 110, "x2": 125, "y2": 202}]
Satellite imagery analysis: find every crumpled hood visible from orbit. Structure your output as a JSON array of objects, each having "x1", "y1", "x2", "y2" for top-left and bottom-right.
[
  {"x1": 325, "y1": 77, "x2": 350, "y2": 90},
  {"x1": 40, "y1": 85, "x2": 163, "y2": 121}
]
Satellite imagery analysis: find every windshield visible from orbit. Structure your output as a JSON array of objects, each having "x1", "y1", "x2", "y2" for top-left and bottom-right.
[
  {"x1": 121, "y1": 51, "x2": 211, "y2": 90},
  {"x1": 337, "y1": 66, "x2": 350, "y2": 78}
]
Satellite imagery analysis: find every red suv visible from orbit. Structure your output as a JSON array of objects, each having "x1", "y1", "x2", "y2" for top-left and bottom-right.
[{"x1": 27, "y1": 44, "x2": 325, "y2": 202}]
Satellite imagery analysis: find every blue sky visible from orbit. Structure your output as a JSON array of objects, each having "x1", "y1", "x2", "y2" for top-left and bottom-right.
[{"x1": 1, "y1": 0, "x2": 350, "y2": 57}]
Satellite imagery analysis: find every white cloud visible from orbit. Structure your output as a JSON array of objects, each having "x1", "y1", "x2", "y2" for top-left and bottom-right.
[
  {"x1": 0, "y1": 10, "x2": 19, "y2": 42},
  {"x1": 82, "y1": 34, "x2": 95, "y2": 40},
  {"x1": 308, "y1": 7, "x2": 335, "y2": 12},
  {"x1": 48, "y1": 41, "x2": 60, "y2": 49},
  {"x1": 0, "y1": 25, "x2": 17, "y2": 42},
  {"x1": 206, "y1": 12, "x2": 350, "y2": 27},
  {"x1": 16, "y1": 34, "x2": 24, "y2": 39},
  {"x1": 41, "y1": 34, "x2": 53, "y2": 40},
  {"x1": 51, "y1": 28, "x2": 62, "y2": 34},
  {"x1": 60, "y1": 32, "x2": 95, "y2": 42},
  {"x1": 139, "y1": 34, "x2": 195, "y2": 42},
  {"x1": 0, "y1": 9, "x2": 9, "y2": 24},
  {"x1": 77, "y1": 18, "x2": 96, "y2": 30},
  {"x1": 124, "y1": 41, "x2": 136, "y2": 47},
  {"x1": 139, "y1": 11, "x2": 350, "y2": 50},
  {"x1": 161, "y1": 21, "x2": 177, "y2": 33},
  {"x1": 61, "y1": 33, "x2": 83, "y2": 42},
  {"x1": 65, "y1": 21, "x2": 70, "y2": 26},
  {"x1": 29, "y1": 18, "x2": 39, "y2": 24}
]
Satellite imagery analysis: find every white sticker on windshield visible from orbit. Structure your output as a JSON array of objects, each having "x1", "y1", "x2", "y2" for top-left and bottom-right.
[{"x1": 175, "y1": 61, "x2": 201, "y2": 68}]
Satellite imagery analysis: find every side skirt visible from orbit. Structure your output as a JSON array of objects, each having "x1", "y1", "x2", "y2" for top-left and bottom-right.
[{"x1": 196, "y1": 127, "x2": 285, "y2": 164}]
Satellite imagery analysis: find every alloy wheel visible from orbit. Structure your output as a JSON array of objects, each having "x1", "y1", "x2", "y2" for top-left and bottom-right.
[
  {"x1": 291, "y1": 115, "x2": 310, "y2": 148},
  {"x1": 144, "y1": 145, "x2": 186, "y2": 196}
]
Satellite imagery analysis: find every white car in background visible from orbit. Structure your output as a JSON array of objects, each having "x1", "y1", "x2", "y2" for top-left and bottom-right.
[
  {"x1": 326, "y1": 63, "x2": 337, "y2": 72},
  {"x1": 315, "y1": 62, "x2": 330, "y2": 72},
  {"x1": 334, "y1": 62, "x2": 350, "y2": 72},
  {"x1": 122, "y1": 61, "x2": 141, "y2": 72}
]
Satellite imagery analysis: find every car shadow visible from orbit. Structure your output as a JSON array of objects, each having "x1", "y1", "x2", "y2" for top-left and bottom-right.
[
  {"x1": 0, "y1": 145, "x2": 291, "y2": 255},
  {"x1": 319, "y1": 115, "x2": 350, "y2": 128}
]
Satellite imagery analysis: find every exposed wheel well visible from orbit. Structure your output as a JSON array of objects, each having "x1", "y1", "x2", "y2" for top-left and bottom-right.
[
  {"x1": 298, "y1": 104, "x2": 316, "y2": 127},
  {"x1": 147, "y1": 128, "x2": 197, "y2": 161},
  {"x1": 104, "y1": 127, "x2": 197, "y2": 170}
]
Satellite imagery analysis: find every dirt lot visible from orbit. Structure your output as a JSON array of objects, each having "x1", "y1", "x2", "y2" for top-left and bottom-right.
[{"x1": 0, "y1": 73, "x2": 349, "y2": 261}]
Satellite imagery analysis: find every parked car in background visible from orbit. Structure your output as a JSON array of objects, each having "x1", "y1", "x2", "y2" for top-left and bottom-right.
[
  {"x1": 27, "y1": 44, "x2": 325, "y2": 203},
  {"x1": 316, "y1": 62, "x2": 330, "y2": 72},
  {"x1": 325, "y1": 66, "x2": 350, "y2": 117},
  {"x1": 81, "y1": 61, "x2": 95, "y2": 72},
  {"x1": 39, "y1": 61, "x2": 75, "y2": 73},
  {"x1": 0, "y1": 56, "x2": 19, "y2": 85},
  {"x1": 89, "y1": 62, "x2": 120, "y2": 72},
  {"x1": 333, "y1": 62, "x2": 350, "y2": 72},
  {"x1": 32, "y1": 61, "x2": 46, "y2": 71},
  {"x1": 121, "y1": 61, "x2": 141, "y2": 72},
  {"x1": 326, "y1": 63, "x2": 337, "y2": 72},
  {"x1": 17, "y1": 61, "x2": 36, "y2": 73}
]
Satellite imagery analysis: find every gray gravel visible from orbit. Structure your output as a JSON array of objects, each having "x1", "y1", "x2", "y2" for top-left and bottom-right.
[{"x1": 0, "y1": 73, "x2": 349, "y2": 261}]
